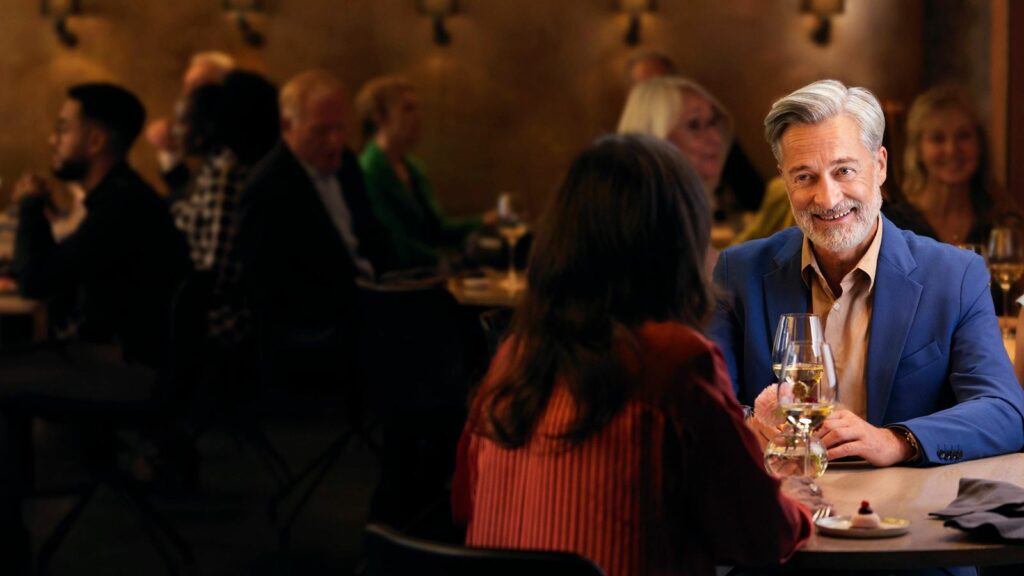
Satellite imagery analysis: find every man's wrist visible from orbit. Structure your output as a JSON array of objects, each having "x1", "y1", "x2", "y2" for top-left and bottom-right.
[{"x1": 886, "y1": 425, "x2": 921, "y2": 464}]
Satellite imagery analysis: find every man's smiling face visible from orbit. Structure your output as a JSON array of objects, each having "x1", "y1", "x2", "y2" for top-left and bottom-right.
[{"x1": 779, "y1": 114, "x2": 887, "y2": 260}]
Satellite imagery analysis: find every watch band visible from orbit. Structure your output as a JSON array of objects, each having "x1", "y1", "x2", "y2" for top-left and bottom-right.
[{"x1": 886, "y1": 425, "x2": 921, "y2": 464}]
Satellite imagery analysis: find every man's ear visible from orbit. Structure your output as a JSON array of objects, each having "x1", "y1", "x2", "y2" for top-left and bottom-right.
[
  {"x1": 84, "y1": 125, "x2": 109, "y2": 156},
  {"x1": 876, "y1": 146, "x2": 888, "y2": 187}
]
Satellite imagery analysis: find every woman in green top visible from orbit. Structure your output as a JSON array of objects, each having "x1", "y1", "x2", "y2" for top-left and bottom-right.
[{"x1": 356, "y1": 76, "x2": 487, "y2": 270}]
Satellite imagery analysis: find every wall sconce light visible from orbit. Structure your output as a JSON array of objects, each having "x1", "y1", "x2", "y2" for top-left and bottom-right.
[
  {"x1": 40, "y1": 0, "x2": 81, "y2": 48},
  {"x1": 620, "y1": 0, "x2": 655, "y2": 46},
  {"x1": 417, "y1": 0, "x2": 457, "y2": 46},
  {"x1": 801, "y1": 0, "x2": 844, "y2": 45},
  {"x1": 223, "y1": 0, "x2": 265, "y2": 47}
]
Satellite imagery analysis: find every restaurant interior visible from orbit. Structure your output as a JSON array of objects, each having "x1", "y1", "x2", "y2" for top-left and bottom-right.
[{"x1": 1, "y1": 0, "x2": 1024, "y2": 575}]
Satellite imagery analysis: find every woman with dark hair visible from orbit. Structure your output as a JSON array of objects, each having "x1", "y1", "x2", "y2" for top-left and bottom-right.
[
  {"x1": 452, "y1": 135, "x2": 811, "y2": 575},
  {"x1": 172, "y1": 69, "x2": 279, "y2": 345}
]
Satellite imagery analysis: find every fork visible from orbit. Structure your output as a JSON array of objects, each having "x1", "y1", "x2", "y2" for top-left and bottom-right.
[{"x1": 812, "y1": 505, "x2": 832, "y2": 521}]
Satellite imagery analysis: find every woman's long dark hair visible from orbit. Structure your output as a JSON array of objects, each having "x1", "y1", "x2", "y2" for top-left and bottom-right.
[{"x1": 478, "y1": 134, "x2": 713, "y2": 448}]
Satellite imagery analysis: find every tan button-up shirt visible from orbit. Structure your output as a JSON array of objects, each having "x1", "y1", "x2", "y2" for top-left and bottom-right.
[{"x1": 801, "y1": 218, "x2": 883, "y2": 419}]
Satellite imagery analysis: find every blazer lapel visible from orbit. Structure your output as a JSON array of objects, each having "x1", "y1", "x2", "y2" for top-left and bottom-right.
[
  {"x1": 764, "y1": 234, "x2": 811, "y2": 355},
  {"x1": 280, "y1": 147, "x2": 351, "y2": 256},
  {"x1": 865, "y1": 218, "x2": 921, "y2": 424}
]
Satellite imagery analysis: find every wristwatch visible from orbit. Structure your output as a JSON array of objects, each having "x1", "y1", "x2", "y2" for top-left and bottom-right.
[{"x1": 886, "y1": 425, "x2": 921, "y2": 464}]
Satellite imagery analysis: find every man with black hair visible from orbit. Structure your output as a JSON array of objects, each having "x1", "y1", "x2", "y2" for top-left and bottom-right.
[{"x1": 1, "y1": 82, "x2": 189, "y2": 571}]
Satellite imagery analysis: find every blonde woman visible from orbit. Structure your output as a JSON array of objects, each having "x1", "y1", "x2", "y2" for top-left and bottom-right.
[
  {"x1": 886, "y1": 86, "x2": 1018, "y2": 245},
  {"x1": 617, "y1": 76, "x2": 732, "y2": 206},
  {"x1": 617, "y1": 76, "x2": 733, "y2": 269},
  {"x1": 356, "y1": 75, "x2": 491, "y2": 270}
]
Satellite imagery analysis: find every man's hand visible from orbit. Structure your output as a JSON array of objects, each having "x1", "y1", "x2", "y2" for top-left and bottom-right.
[
  {"x1": 11, "y1": 173, "x2": 49, "y2": 205},
  {"x1": 745, "y1": 414, "x2": 782, "y2": 450},
  {"x1": 816, "y1": 409, "x2": 912, "y2": 466},
  {"x1": 145, "y1": 117, "x2": 176, "y2": 152}
]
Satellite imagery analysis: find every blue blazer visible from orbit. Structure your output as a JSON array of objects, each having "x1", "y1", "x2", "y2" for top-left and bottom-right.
[{"x1": 709, "y1": 216, "x2": 1024, "y2": 465}]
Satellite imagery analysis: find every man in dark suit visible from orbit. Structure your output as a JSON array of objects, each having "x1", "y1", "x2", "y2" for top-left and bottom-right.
[
  {"x1": 2, "y1": 82, "x2": 190, "y2": 573},
  {"x1": 237, "y1": 70, "x2": 393, "y2": 388}
]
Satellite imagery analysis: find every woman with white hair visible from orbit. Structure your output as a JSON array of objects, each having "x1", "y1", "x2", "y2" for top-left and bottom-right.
[
  {"x1": 617, "y1": 76, "x2": 733, "y2": 212},
  {"x1": 617, "y1": 77, "x2": 732, "y2": 269}
]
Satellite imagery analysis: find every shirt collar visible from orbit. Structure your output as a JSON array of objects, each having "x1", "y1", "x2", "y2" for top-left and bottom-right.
[
  {"x1": 800, "y1": 214, "x2": 883, "y2": 293},
  {"x1": 298, "y1": 159, "x2": 337, "y2": 188},
  {"x1": 84, "y1": 161, "x2": 132, "y2": 209}
]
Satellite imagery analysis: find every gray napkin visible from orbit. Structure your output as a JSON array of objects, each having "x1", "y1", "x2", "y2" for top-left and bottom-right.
[{"x1": 930, "y1": 478, "x2": 1024, "y2": 541}]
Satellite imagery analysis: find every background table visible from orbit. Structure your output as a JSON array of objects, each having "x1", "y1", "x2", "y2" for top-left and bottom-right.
[
  {"x1": 0, "y1": 292, "x2": 46, "y2": 342},
  {"x1": 790, "y1": 453, "x2": 1024, "y2": 570},
  {"x1": 446, "y1": 277, "x2": 522, "y2": 308}
]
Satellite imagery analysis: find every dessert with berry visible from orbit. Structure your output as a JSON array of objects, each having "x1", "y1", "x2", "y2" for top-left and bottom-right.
[{"x1": 850, "y1": 500, "x2": 881, "y2": 529}]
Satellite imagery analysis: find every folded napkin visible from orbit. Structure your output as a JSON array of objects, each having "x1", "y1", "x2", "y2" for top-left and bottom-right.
[{"x1": 930, "y1": 478, "x2": 1024, "y2": 540}]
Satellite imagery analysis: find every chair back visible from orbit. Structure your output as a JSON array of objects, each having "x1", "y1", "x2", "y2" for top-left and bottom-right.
[
  {"x1": 356, "y1": 281, "x2": 467, "y2": 411},
  {"x1": 363, "y1": 523, "x2": 606, "y2": 576},
  {"x1": 157, "y1": 272, "x2": 213, "y2": 409}
]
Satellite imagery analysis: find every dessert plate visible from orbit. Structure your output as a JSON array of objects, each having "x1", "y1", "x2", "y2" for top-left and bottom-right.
[{"x1": 815, "y1": 516, "x2": 911, "y2": 538}]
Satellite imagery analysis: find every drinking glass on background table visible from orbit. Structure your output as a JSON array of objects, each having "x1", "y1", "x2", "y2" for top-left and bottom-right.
[
  {"x1": 771, "y1": 313, "x2": 824, "y2": 382},
  {"x1": 988, "y1": 227, "x2": 1024, "y2": 329},
  {"x1": 956, "y1": 243, "x2": 986, "y2": 260},
  {"x1": 496, "y1": 192, "x2": 528, "y2": 291}
]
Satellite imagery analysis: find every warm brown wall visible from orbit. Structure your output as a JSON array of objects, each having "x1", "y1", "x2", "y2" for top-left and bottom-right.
[
  {"x1": 1009, "y1": 0, "x2": 1024, "y2": 202},
  {"x1": 0, "y1": 0, "x2": 926, "y2": 216}
]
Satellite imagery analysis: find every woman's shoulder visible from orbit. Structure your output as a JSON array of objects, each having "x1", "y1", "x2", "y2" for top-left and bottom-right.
[
  {"x1": 358, "y1": 142, "x2": 389, "y2": 173},
  {"x1": 631, "y1": 321, "x2": 733, "y2": 402},
  {"x1": 634, "y1": 321, "x2": 716, "y2": 360}
]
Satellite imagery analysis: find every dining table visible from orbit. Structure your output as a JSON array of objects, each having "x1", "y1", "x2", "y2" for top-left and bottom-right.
[
  {"x1": 788, "y1": 452, "x2": 1024, "y2": 570},
  {"x1": 0, "y1": 289, "x2": 47, "y2": 342},
  {"x1": 446, "y1": 275, "x2": 523, "y2": 309}
]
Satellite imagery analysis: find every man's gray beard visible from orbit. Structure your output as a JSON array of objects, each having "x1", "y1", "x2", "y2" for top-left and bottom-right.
[{"x1": 795, "y1": 194, "x2": 882, "y2": 253}]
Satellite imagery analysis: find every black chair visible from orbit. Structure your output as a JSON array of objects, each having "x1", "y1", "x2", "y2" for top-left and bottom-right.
[
  {"x1": 357, "y1": 282, "x2": 470, "y2": 536},
  {"x1": 21, "y1": 277, "x2": 206, "y2": 575},
  {"x1": 363, "y1": 523, "x2": 606, "y2": 576},
  {"x1": 268, "y1": 280, "x2": 469, "y2": 546},
  {"x1": 478, "y1": 307, "x2": 513, "y2": 360}
]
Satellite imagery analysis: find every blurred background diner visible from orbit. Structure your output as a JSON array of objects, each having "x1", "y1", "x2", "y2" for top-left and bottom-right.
[
  {"x1": 1, "y1": 1, "x2": 1024, "y2": 574},
  {"x1": 885, "y1": 85, "x2": 1020, "y2": 244}
]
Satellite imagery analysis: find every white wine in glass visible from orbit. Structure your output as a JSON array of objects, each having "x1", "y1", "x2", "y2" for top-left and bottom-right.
[
  {"x1": 771, "y1": 313, "x2": 824, "y2": 382},
  {"x1": 496, "y1": 192, "x2": 528, "y2": 291},
  {"x1": 778, "y1": 341, "x2": 834, "y2": 431},
  {"x1": 768, "y1": 341, "x2": 838, "y2": 481},
  {"x1": 988, "y1": 227, "x2": 1024, "y2": 322},
  {"x1": 764, "y1": 431, "x2": 828, "y2": 479}
]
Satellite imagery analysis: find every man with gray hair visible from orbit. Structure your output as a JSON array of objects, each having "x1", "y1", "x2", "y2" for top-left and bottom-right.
[
  {"x1": 236, "y1": 70, "x2": 394, "y2": 388},
  {"x1": 709, "y1": 79, "x2": 1024, "y2": 469}
]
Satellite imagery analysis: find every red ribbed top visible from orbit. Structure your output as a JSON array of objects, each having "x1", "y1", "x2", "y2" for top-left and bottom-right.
[{"x1": 453, "y1": 321, "x2": 811, "y2": 576}]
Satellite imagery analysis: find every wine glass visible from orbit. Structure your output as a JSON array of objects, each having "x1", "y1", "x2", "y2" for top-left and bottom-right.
[
  {"x1": 988, "y1": 227, "x2": 1024, "y2": 329},
  {"x1": 766, "y1": 341, "x2": 838, "y2": 481},
  {"x1": 763, "y1": 429, "x2": 828, "y2": 479},
  {"x1": 956, "y1": 243, "x2": 986, "y2": 261},
  {"x1": 496, "y1": 192, "x2": 528, "y2": 291},
  {"x1": 771, "y1": 313, "x2": 824, "y2": 382}
]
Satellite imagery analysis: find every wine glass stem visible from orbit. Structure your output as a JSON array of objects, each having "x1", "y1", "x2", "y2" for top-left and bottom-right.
[
  {"x1": 800, "y1": 422, "x2": 811, "y2": 477},
  {"x1": 1002, "y1": 281, "x2": 1012, "y2": 328}
]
